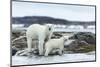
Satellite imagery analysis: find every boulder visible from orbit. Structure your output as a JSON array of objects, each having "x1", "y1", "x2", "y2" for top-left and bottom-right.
[
  {"x1": 12, "y1": 46, "x2": 19, "y2": 56},
  {"x1": 69, "y1": 32, "x2": 96, "y2": 44},
  {"x1": 64, "y1": 39, "x2": 95, "y2": 53}
]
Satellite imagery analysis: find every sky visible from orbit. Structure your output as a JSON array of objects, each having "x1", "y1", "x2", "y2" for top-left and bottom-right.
[{"x1": 12, "y1": 1, "x2": 95, "y2": 21}]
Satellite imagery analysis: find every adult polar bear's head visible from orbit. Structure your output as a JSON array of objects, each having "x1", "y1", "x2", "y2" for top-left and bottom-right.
[{"x1": 44, "y1": 24, "x2": 54, "y2": 42}]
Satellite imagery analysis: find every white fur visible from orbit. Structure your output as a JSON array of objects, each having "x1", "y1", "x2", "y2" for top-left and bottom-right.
[
  {"x1": 26, "y1": 24, "x2": 53, "y2": 55},
  {"x1": 44, "y1": 37, "x2": 65, "y2": 56}
]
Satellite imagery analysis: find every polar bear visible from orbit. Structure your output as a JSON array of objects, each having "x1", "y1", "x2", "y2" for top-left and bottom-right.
[
  {"x1": 26, "y1": 24, "x2": 53, "y2": 55},
  {"x1": 44, "y1": 36, "x2": 67, "y2": 56}
]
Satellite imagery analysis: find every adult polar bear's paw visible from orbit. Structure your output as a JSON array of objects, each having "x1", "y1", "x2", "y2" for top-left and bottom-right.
[{"x1": 26, "y1": 24, "x2": 53, "y2": 55}]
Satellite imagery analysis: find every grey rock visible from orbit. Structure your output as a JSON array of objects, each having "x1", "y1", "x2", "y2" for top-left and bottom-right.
[{"x1": 69, "y1": 32, "x2": 95, "y2": 44}]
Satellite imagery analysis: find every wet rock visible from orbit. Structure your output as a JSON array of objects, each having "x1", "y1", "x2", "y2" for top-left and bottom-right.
[
  {"x1": 12, "y1": 32, "x2": 96, "y2": 55},
  {"x1": 64, "y1": 40, "x2": 95, "y2": 53},
  {"x1": 12, "y1": 38, "x2": 27, "y2": 50},
  {"x1": 51, "y1": 32, "x2": 62, "y2": 39},
  {"x1": 69, "y1": 32, "x2": 96, "y2": 44},
  {"x1": 12, "y1": 46, "x2": 19, "y2": 56}
]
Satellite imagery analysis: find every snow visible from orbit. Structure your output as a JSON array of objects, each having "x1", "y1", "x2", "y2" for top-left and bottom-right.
[
  {"x1": 12, "y1": 24, "x2": 95, "y2": 33},
  {"x1": 12, "y1": 24, "x2": 24, "y2": 28},
  {"x1": 12, "y1": 52, "x2": 95, "y2": 66}
]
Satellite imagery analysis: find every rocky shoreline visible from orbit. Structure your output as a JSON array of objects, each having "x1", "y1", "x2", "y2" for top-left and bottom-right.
[{"x1": 11, "y1": 31, "x2": 96, "y2": 56}]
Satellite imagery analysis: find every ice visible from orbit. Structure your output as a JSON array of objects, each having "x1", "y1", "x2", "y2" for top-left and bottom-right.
[{"x1": 12, "y1": 52, "x2": 95, "y2": 66}]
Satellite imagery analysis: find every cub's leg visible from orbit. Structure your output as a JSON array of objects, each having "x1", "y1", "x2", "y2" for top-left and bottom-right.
[
  {"x1": 45, "y1": 47, "x2": 52, "y2": 56},
  {"x1": 58, "y1": 47, "x2": 64, "y2": 55}
]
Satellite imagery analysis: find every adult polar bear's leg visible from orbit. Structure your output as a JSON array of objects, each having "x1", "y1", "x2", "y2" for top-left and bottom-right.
[
  {"x1": 27, "y1": 38, "x2": 32, "y2": 52},
  {"x1": 38, "y1": 39, "x2": 44, "y2": 55}
]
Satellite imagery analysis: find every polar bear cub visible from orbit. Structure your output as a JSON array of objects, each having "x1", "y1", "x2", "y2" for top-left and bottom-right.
[{"x1": 44, "y1": 36, "x2": 67, "y2": 56}]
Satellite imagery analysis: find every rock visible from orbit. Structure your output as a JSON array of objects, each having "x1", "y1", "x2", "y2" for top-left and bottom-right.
[
  {"x1": 51, "y1": 32, "x2": 62, "y2": 39},
  {"x1": 12, "y1": 31, "x2": 27, "y2": 50},
  {"x1": 12, "y1": 38, "x2": 27, "y2": 50},
  {"x1": 66, "y1": 32, "x2": 96, "y2": 53},
  {"x1": 15, "y1": 48, "x2": 39, "y2": 56},
  {"x1": 12, "y1": 32, "x2": 96, "y2": 55},
  {"x1": 12, "y1": 46, "x2": 19, "y2": 56},
  {"x1": 64, "y1": 40, "x2": 75, "y2": 46},
  {"x1": 69, "y1": 32, "x2": 95, "y2": 44},
  {"x1": 64, "y1": 39, "x2": 95, "y2": 53},
  {"x1": 86, "y1": 51, "x2": 95, "y2": 55}
]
